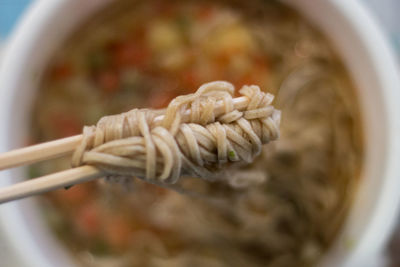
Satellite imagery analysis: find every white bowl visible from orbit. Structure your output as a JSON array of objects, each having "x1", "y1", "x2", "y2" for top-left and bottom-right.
[{"x1": 0, "y1": 0, "x2": 399, "y2": 266}]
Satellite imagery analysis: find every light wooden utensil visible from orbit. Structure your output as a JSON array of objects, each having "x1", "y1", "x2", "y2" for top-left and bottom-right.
[{"x1": 0, "y1": 96, "x2": 250, "y2": 204}]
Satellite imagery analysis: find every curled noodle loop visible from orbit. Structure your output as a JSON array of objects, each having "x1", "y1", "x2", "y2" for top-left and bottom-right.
[{"x1": 72, "y1": 81, "x2": 281, "y2": 183}]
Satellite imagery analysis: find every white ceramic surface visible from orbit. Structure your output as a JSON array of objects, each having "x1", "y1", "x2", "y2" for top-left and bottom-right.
[{"x1": 0, "y1": 0, "x2": 399, "y2": 266}]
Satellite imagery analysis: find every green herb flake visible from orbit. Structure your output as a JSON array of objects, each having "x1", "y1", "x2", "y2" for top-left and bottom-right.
[
  {"x1": 228, "y1": 151, "x2": 236, "y2": 158},
  {"x1": 91, "y1": 239, "x2": 111, "y2": 255},
  {"x1": 88, "y1": 50, "x2": 108, "y2": 71}
]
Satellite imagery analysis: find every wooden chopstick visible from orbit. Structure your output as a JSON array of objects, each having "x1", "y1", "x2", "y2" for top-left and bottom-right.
[
  {"x1": 0, "y1": 135, "x2": 82, "y2": 171},
  {"x1": 0, "y1": 96, "x2": 249, "y2": 171},
  {"x1": 0, "y1": 166, "x2": 102, "y2": 204}
]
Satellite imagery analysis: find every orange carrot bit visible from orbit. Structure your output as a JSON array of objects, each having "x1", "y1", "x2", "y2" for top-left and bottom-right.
[
  {"x1": 75, "y1": 201, "x2": 102, "y2": 238},
  {"x1": 197, "y1": 5, "x2": 215, "y2": 21},
  {"x1": 97, "y1": 70, "x2": 120, "y2": 93},
  {"x1": 112, "y1": 41, "x2": 149, "y2": 68},
  {"x1": 50, "y1": 112, "x2": 82, "y2": 138},
  {"x1": 50, "y1": 61, "x2": 73, "y2": 81},
  {"x1": 103, "y1": 215, "x2": 133, "y2": 250},
  {"x1": 51, "y1": 183, "x2": 96, "y2": 206},
  {"x1": 148, "y1": 87, "x2": 181, "y2": 109}
]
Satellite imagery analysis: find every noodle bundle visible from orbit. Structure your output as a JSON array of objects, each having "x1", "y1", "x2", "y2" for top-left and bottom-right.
[{"x1": 72, "y1": 81, "x2": 280, "y2": 183}]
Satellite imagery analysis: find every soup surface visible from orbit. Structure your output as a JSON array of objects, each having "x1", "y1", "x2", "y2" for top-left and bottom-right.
[{"x1": 29, "y1": 0, "x2": 363, "y2": 266}]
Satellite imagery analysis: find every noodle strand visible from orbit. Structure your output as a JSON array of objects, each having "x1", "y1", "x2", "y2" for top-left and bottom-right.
[{"x1": 72, "y1": 81, "x2": 281, "y2": 183}]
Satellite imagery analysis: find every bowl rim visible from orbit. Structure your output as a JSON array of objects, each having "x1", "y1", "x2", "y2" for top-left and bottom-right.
[
  {"x1": 287, "y1": 0, "x2": 400, "y2": 265},
  {"x1": 0, "y1": 0, "x2": 400, "y2": 266}
]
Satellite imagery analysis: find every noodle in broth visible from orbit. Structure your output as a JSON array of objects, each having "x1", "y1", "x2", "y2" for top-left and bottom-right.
[{"x1": 29, "y1": 0, "x2": 363, "y2": 266}]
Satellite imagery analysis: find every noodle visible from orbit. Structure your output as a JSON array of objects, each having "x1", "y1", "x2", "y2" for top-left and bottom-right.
[
  {"x1": 72, "y1": 81, "x2": 281, "y2": 184},
  {"x1": 30, "y1": 1, "x2": 363, "y2": 266}
]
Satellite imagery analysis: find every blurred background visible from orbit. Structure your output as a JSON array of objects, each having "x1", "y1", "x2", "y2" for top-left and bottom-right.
[{"x1": 0, "y1": 0, "x2": 399, "y2": 266}]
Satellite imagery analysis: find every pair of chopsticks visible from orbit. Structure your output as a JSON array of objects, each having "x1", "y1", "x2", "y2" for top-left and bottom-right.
[
  {"x1": 0, "y1": 96, "x2": 250, "y2": 204},
  {"x1": 0, "y1": 135, "x2": 101, "y2": 204}
]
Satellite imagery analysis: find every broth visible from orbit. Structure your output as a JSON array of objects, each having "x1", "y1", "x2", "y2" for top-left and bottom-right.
[{"x1": 29, "y1": 0, "x2": 363, "y2": 266}]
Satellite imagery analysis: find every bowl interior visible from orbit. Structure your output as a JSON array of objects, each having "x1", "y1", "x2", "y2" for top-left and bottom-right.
[
  {"x1": 286, "y1": 1, "x2": 400, "y2": 265},
  {"x1": 0, "y1": 0, "x2": 399, "y2": 266}
]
